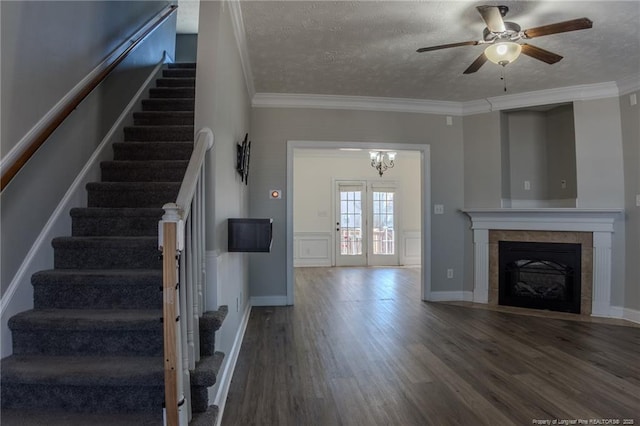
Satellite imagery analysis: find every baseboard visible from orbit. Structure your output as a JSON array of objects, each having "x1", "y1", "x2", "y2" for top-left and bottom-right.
[
  {"x1": 428, "y1": 291, "x2": 474, "y2": 302},
  {"x1": 213, "y1": 302, "x2": 252, "y2": 426},
  {"x1": 0, "y1": 58, "x2": 166, "y2": 358},
  {"x1": 250, "y1": 295, "x2": 289, "y2": 306},
  {"x1": 622, "y1": 307, "x2": 640, "y2": 325}
]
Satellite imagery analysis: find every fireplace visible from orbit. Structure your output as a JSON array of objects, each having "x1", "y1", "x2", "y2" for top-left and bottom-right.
[{"x1": 499, "y1": 241, "x2": 581, "y2": 313}]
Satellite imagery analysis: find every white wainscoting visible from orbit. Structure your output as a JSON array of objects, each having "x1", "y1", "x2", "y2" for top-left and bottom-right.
[
  {"x1": 294, "y1": 232, "x2": 332, "y2": 267},
  {"x1": 401, "y1": 230, "x2": 421, "y2": 266}
]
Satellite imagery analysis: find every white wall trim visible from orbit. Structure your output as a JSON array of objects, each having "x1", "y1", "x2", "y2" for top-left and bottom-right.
[
  {"x1": 294, "y1": 232, "x2": 332, "y2": 267},
  {"x1": 466, "y1": 81, "x2": 621, "y2": 114},
  {"x1": 213, "y1": 302, "x2": 251, "y2": 426},
  {"x1": 251, "y1": 81, "x2": 623, "y2": 117},
  {"x1": 228, "y1": 0, "x2": 255, "y2": 99},
  {"x1": 253, "y1": 93, "x2": 463, "y2": 116},
  {"x1": 622, "y1": 307, "x2": 640, "y2": 325},
  {"x1": 0, "y1": 59, "x2": 165, "y2": 357},
  {"x1": 617, "y1": 74, "x2": 640, "y2": 96},
  {"x1": 400, "y1": 230, "x2": 421, "y2": 266},
  {"x1": 428, "y1": 291, "x2": 474, "y2": 302},
  {"x1": 594, "y1": 306, "x2": 640, "y2": 325},
  {"x1": 250, "y1": 296, "x2": 288, "y2": 306}
]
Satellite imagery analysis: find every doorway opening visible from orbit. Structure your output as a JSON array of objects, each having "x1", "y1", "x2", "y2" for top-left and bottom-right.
[{"x1": 286, "y1": 141, "x2": 431, "y2": 305}]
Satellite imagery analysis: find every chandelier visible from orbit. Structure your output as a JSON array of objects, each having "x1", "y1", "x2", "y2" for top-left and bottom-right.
[{"x1": 370, "y1": 151, "x2": 396, "y2": 177}]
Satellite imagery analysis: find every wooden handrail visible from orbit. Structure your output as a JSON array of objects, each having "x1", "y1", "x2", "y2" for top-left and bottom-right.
[{"x1": 0, "y1": 4, "x2": 178, "y2": 191}]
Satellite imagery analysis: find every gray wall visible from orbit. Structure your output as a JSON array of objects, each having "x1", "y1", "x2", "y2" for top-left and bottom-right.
[
  {"x1": 620, "y1": 90, "x2": 640, "y2": 311},
  {"x1": 176, "y1": 34, "x2": 198, "y2": 62},
  {"x1": 194, "y1": 0, "x2": 251, "y2": 401},
  {"x1": 463, "y1": 111, "x2": 502, "y2": 208},
  {"x1": 546, "y1": 105, "x2": 577, "y2": 199},
  {"x1": 1, "y1": 1, "x2": 175, "y2": 295},
  {"x1": 507, "y1": 111, "x2": 549, "y2": 200},
  {"x1": 249, "y1": 108, "x2": 466, "y2": 297},
  {"x1": 503, "y1": 105, "x2": 577, "y2": 202}
]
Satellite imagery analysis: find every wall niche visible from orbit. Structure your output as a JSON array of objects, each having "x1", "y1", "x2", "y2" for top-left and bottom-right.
[{"x1": 500, "y1": 103, "x2": 577, "y2": 208}]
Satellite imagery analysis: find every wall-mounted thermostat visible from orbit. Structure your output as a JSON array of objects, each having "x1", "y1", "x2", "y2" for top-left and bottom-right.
[{"x1": 270, "y1": 189, "x2": 282, "y2": 199}]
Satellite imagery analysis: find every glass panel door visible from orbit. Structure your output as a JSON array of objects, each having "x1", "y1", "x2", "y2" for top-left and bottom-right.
[
  {"x1": 335, "y1": 182, "x2": 367, "y2": 266},
  {"x1": 368, "y1": 185, "x2": 398, "y2": 266}
]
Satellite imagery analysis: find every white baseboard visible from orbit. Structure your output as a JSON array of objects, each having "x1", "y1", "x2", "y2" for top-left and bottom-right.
[
  {"x1": 213, "y1": 302, "x2": 251, "y2": 426},
  {"x1": 622, "y1": 307, "x2": 640, "y2": 324},
  {"x1": 588, "y1": 305, "x2": 640, "y2": 325},
  {"x1": 250, "y1": 295, "x2": 289, "y2": 306},
  {"x1": 428, "y1": 291, "x2": 474, "y2": 302}
]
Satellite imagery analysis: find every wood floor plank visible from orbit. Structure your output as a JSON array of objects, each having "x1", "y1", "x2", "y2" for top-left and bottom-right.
[{"x1": 222, "y1": 267, "x2": 640, "y2": 425}]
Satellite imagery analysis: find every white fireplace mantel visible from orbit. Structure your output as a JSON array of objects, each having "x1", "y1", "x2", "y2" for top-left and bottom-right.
[{"x1": 461, "y1": 208, "x2": 623, "y2": 317}]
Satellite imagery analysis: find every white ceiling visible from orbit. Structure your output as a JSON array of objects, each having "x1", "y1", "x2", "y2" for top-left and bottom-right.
[{"x1": 180, "y1": 1, "x2": 640, "y2": 103}]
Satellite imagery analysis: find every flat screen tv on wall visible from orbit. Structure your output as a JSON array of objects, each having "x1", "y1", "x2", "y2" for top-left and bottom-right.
[{"x1": 228, "y1": 218, "x2": 273, "y2": 252}]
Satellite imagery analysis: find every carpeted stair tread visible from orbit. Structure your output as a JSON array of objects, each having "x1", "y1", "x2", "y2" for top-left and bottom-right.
[
  {"x1": 133, "y1": 111, "x2": 194, "y2": 125},
  {"x1": 190, "y1": 352, "x2": 225, "y2": 413},
  {"x1": 9, "y1": 309, "x2": 162, "y2": 331},
  {"x1": 32, "y1": 269, "x2": 162, "y2": 310},
  {"x1": 71, "y1": 207, "x2": 164, "y2": 236},
  {"x1": 87, "y1": 181, "x2": 180, "y2": 208},
  {"x1": 168, "y1": 62, "x2": 196, "y2": 69},
  {"x1": 1, "y1": 355, "x2": 163, "y2": 386},
  {"x1": 149, "y1": 87, "x2": 195, "y2": 98},
  {"x1": 190, "y1": 405, "x2": 219, "y2": 426},
  {"x1": 113, "y1": 141, "x2": 193, "y2": 161},
  {"x1": 9, "y1": 309, "x2": 163, "y2": 356},
  {"x1": 52, "y1": 236, "x2": 160, "y2": 270},
  {"x1": 100, "y1": 160, "x2": 189, "y2": 182},
  {"x1": 155, "y1": 77, "x2": 195, "y2": 88},
  {"x1": 162, "y1": 68, "x2": 196, "y2": 78},
  {"x1": 0, "y1": 409, "x2": 161, "y2": 426},
  {"x1": 199, "y1": 306, "x2": 229, "y2": 356},
  {"x1": 124, "y1": 125, "x2": 194, "y2": 142},
  {"x1": 142, "y1": 98, "x2": 194, "y2": 111}
]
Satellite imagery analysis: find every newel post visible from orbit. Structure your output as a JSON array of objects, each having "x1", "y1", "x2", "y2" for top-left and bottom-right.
[{"x1": 160, "y1": 203, "x2": 187, "y2": 426}]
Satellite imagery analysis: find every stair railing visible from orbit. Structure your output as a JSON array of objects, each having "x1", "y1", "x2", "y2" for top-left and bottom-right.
[
  {"x1": 159, "y1": 127, "x2": 214, "y2": 426},
  {"x1": 0, "y1": 5, "x2": 178, "y2": 191}
]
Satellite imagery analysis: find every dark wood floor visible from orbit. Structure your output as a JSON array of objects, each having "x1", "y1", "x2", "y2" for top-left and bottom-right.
[{"x1": 222, "y1": 267, "x2": 640, "y2": 425}]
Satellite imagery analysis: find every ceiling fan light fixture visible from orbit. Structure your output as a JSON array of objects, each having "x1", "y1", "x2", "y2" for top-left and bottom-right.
[{"x1": 484, "y1": 41, "x2": 522, "y2": 66}]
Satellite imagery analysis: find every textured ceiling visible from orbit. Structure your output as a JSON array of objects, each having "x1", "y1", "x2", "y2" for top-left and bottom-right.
[{"x1": 238, "y1": 0, "x2": 640, "y2": 102}]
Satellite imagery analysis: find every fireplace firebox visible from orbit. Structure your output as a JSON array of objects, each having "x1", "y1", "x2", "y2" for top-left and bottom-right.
[{"x1": 499, "y1": 241, "x2": 581, "y2": 313}]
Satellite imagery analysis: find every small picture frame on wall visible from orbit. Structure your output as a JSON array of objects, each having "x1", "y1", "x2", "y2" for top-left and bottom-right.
[{"x1": 236, "y1": 133, "x2": 251, "y2": 185}]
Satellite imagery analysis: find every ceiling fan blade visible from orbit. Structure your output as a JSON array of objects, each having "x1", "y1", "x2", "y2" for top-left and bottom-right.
[
  {"x1": 476, "y1": 5, "x2": 506, "y2": 33},
  {"x1": 416, "y1": 41, "x2": 479, "y2": 53},
  {"x1": 523, "y1": 17, "x2": 593, "y2": 38},
  {"x1": 463, "y1": 52, "x2": 488, "y2": 74},
  {"x1": 521, "y1": 43, "x2": 563, "y2": 64}
]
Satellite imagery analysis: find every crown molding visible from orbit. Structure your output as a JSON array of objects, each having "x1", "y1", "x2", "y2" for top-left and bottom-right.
[
  {"x1": 473, "y1": 82, "x2": 621, "y2": 114},
  {"x1": 252, "y1": 81, "x2": 625, "y2": 116},
  {"x1": 228, "y1": 0, "x2": 255, "y2": 99},
  {"x1": 252, "y1": 93, "x2": 463, "y2": 116},
  {"x1": 617, "y1": 74, "x2": 640, "y2": 96}
]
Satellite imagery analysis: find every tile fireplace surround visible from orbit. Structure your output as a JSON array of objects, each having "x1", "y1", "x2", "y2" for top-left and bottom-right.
[{"x1": 462, "y1": 209, "x2": 623, "y2": 318}]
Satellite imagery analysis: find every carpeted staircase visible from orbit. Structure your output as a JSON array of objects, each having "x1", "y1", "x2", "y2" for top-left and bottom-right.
[{"x1": 1, "y1": 63, "x2": 226, "y2": 425}]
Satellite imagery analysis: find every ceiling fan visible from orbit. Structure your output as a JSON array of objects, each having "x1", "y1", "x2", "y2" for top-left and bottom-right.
[{"x1": 416, "y1": 5, "x2": 593, "y2": 74}]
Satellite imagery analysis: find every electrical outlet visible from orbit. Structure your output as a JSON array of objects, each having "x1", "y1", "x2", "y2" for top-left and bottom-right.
[
  {"x1": 434, "y1": 204, "x2": 444, "y2": 215},
  {"x1": 447, "y1": 269, "x2": 454, "y2": 279},
  {"x1": 561, "y1": 179, "x2": 567, "y2": 189},
  {"x1": 524, "y1": 181, "x2": 531, "y2": 191},
  {"x1": 636, "y1": 194, "x2": 640, "y2": 207}
]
